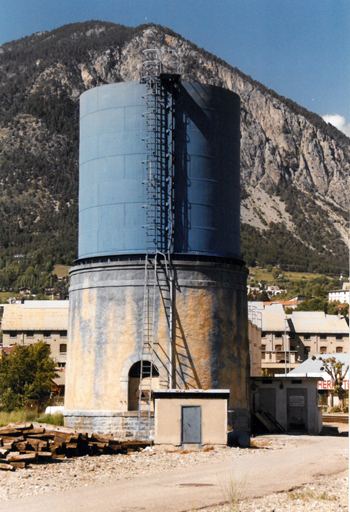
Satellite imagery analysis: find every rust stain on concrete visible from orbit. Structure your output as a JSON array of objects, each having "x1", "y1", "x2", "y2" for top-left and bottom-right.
[{"x1": 174, "y1": 288, "x2": 213, "y2": 389}]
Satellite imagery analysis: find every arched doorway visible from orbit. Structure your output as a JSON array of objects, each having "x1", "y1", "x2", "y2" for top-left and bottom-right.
[{"x1": 128, "y1": 361, "x2": 160, "y2": 411}]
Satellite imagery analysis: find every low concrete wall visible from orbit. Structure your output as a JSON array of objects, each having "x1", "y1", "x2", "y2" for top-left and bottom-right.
[{"x1": 64, "y1": 410, "x2": 154, "y2": 439}]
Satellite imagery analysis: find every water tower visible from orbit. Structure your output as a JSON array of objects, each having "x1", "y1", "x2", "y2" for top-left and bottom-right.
[{"x1": 64, "y1": 50, "x2": 249, "y2": 438}]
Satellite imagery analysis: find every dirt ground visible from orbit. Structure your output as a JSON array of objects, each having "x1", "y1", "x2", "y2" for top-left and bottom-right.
[{"x1": 0, "y1": 422, "x2": 348, "y2": 511}]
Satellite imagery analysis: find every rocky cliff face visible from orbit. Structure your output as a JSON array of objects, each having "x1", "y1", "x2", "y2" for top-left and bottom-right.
[{"x1": 0, "y1": 21, "x2": 349, "y2": 273}]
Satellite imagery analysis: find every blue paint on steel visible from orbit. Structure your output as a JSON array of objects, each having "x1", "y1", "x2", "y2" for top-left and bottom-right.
[
  {"x1": 174, "y1": 82, "x2": 240, "y2": 259},
  {"x1": 78, "y1": 81, "x2": 240, "y2": 260}
]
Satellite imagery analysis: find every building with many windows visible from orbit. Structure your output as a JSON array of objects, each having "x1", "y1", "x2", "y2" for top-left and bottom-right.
[
  {"x1": 328, "y1": 282, "x2": 350, "y2": 304},
  {"x1": 1, "y1": 301, "x2": 69, "y2": 397},
  {"x1": 248, "y1": 302, "x2": 349, "y2": 376},
  {"x1": 289, "y1": 311, "x2": 349, "y2": 357}
]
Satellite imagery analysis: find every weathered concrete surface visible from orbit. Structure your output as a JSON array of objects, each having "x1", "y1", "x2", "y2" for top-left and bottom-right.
[
  {"x1": 65, "y1": 259, "x2": 249, "y2": 433},
  {"x1": 1, "y1": 436, "x2": 347, "y2": 512}
]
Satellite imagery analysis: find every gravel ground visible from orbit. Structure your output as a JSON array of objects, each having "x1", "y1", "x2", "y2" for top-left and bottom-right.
[
  {"x1": 0, "y1": 429, "x2": 348, "y2": 510},
  {"x1": 193, "y1": 470, "x2": 349, "y2": 511}
]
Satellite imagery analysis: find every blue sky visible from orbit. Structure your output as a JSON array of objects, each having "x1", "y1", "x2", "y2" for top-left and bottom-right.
[{"x1": 0, "y1": 0, "x2": 349, "y2": 134}]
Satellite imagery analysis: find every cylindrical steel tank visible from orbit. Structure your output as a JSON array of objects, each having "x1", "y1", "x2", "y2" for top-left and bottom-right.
[
  {"x1": 78, "y1": 82, "x2": 240, "y2": 260},
  {"x1": 64, "y1": 80, "x2": 249, "y2": 437}
]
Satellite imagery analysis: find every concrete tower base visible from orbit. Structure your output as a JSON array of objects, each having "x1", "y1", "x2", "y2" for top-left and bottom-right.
[{"x1": 64, "y1": 259, "x2": 249, "y2": 436}]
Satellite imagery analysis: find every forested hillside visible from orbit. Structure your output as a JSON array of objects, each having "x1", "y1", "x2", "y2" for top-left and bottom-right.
[{"x1": 0, "y1": 20, "x2": 349, "y2": 292}]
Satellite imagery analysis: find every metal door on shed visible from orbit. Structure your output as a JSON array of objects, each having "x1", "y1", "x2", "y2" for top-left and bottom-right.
[
  {"x1": 181, "y1": 406, "x2": 202, "y2": 444},
  {"x1": 257, "y1": 388, "x2": 276, "y2": 418},
  {"x1": 287, "y1": 388, "x2": 308, "y2": 432}
]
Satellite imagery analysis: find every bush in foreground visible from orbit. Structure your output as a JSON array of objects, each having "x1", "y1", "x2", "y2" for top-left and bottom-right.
[{"x1": 0, "y1": 341, "x2": 57, "y2": 411}]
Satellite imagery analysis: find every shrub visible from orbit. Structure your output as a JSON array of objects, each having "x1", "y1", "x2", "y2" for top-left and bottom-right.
[
  {"x1": 0, "y1": 341, "x2": 57, "y2": 411},
  {"x1": 330, "y1": 406, "x2": 341, "y2": 413},
  {"x1": 36, "y1": 413, "x2": 64, "y2": 426}
]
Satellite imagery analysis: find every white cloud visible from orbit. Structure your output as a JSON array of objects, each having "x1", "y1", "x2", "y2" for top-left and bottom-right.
[{"x1": 322, "y1": 114, "x2": 350, "y2": 137}]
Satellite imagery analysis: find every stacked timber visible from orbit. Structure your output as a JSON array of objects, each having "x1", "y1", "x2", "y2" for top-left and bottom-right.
[{"x1": 0, "y1": 422, "x2": 151, "y2": 470}]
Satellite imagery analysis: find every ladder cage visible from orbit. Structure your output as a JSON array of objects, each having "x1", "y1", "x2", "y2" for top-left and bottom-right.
[{"x1": 137, "y1": 49, "x2": 181, "y2": 440}]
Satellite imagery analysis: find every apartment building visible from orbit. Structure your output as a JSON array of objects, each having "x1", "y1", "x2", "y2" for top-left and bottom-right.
[
  {"x1": 1, "y1": 301, "x2": 69, "y2": 396},
  {"x1": 248, "y1": 302, "x2": 349, "y2": 376}
]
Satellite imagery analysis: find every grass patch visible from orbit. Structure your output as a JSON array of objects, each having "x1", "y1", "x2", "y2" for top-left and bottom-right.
[
  {"x1": 288, "y1": 489, "x2": 316, "y2": 500},
  {"x1": 0, "y1": 410, "x2": 63, "y2": 427},
  {"x1": 53, "y1": 264, "x2": 70, "y2": 278},
  {"x1": 220, "y1": 473, "x2": 247, "y2": 512},
  {"x1": 288, "y1": 488, "x2": 339, "y2": 501},
  {"x1": 36, "y1": 413, "x2": 64, "y2": 426},
  {"x1": 248, "y1": 267, "x2": 326, "y2": 284},
  {"x1": 0, "y1": 410, "x2": 27, "y2": 426},
  {"x1": 0, "y1": 292, "x2": 14, "y2": 304}
]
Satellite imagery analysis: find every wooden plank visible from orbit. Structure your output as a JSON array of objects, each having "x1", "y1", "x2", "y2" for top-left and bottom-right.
[
  {"x1": 0, "y1": 423, "x2": 32, "y2": 433},
  {"x1": 88, "y1": 442, "x2": 106, "y2": 448},
  {"x1": 26, "y1": 433, "x2": 54, "y2": 440},
  {"x1": 264, "y1": 412, "x2": 285, "y2": 433},
  {"x1": 90, "y1": 435, "x2": 113, "y2": 443},
  {"x1": 0, "y1": 435, "x2": 25, "y2": 442},
  {"x1": 0, "y1": 462, "x2": 16, "y2": 471},
  {"x1": 11, "y1": 422, "x2": 33, "y2": 430},
  {"x1": 9, "y1": 462, "x2": 26, "y2": 469},
  {"x1": 32, "y1": 423, "x2": 77, "y2": 434},
  {"x1": 3, "y1": 442, "x2": 14, "y2": 450},
  {"x1": 66, "y1": 434, "x2": 82, "y2": 442},
  {"x1": 13, "y1": 442, "x2": 28, "y2": 452},
  {"x1": 26, "y1": 438, "x2": 48, "y2": 451},
  {"x1": 66, "y1": 443, "x2": 78, "y2": 449},
  {"x1": 24, "y1": 428, "x2": 46, "y2": 435},
  {"x1": 255, "y1": 412, "x2": 275, "y2": 432},
  {"x1": 0, "y1": 428, "x2": 21, "y2": 435},
  {"x1": 37, "y1": 452, "x2": 53, "y2": 459},
  {"x1": 7, "y1": 453, "x2": 38, "y2": 462},
  {"x1": 53, "y1": 435, "x2": 70, "y2": 443},
  {"x1": 52, "y1": 453, "x2": 65, "y2": 459}
]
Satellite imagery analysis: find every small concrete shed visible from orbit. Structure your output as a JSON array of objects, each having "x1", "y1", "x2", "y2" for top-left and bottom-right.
[
  {"x1": 251, "y1": 377, "x2": 322, "y2": 435},
  {"x1": 153, "y1": 389, "x2": 230, "y2": 448}
]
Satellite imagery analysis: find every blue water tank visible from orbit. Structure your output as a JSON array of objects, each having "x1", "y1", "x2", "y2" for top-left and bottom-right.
[{"x1": 78, "y1": 81, "x2": 241, "y2": 260}]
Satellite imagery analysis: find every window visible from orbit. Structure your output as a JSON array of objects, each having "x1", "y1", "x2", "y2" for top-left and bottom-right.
[
  {"x1": 59, "y1": 331, "x2": 68, "y2": 338},
  {"x1": 261, "y1": 345, "x2": 266, "y2": 351},
  {"x1": 57, "y1": 362, "x2": 66, "y2": 368},
  {"x1": 336, "y1": 335, "x2": 343, "y2": 341},
  {"x1": 9, "y1": 332, "x2": 17, "y2": 338},
  {"x1": 275, "y1": 345, "x2": 282, "y2": 351},
  {"x1": 43, "y1": 331, "x2": 51, "y2": 338},
  {"x1": 261, "y1": 332, "x2": 267, "y2": 338},
  {"x1": 336, "y1": 347, "x2": 343, "y2": 353},
  {"x1": 304, "y1": 335, "x2": 311, "y2": 341},
  {"x1": 59, "y1": 344, "x2": 67, "y2": 354},
  {"x1": 320, "y1": 334, "x2": 327, "y2": 340},
  {"x1": 274, "y1": 333, "x2": 282, "y2": 339},
  {"x1": 304, "y1": 346, "x2": 310, "y2": 354},
  {"x1": 26, "y1": 331, "x2": 34, "y2": 338},
  {"x1": 320, "y1": 347, "x2": 327, "y2": 354}
]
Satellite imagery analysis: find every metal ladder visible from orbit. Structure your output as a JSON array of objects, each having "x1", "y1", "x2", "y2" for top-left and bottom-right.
[{"x1": 137, "y1": 49, "x2": 180, "y2": 440}]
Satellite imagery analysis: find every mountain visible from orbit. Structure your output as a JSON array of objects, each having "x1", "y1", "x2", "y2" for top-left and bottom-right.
[{"x1": 0, "y1": 20, "x2": 349, "y2": 288}]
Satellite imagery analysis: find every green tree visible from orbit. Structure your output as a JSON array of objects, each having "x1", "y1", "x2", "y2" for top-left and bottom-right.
[
  {"x1": 295, "y1": 297, "x2": 327, "y2": 312},
  {"x1": 0, "y1": 341, "x2": 57, "y2": 411},
  {"x1": 317, "y1": 356, "x2": 349, "y2": 409},
  {"x1": 326, "y1": 301, "x2": 348, "y2": 318}
]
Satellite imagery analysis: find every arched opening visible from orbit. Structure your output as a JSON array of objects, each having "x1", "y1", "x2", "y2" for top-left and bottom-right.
[{"x1": 128, "y1": 361, "x2": 160, "y2": 411}]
